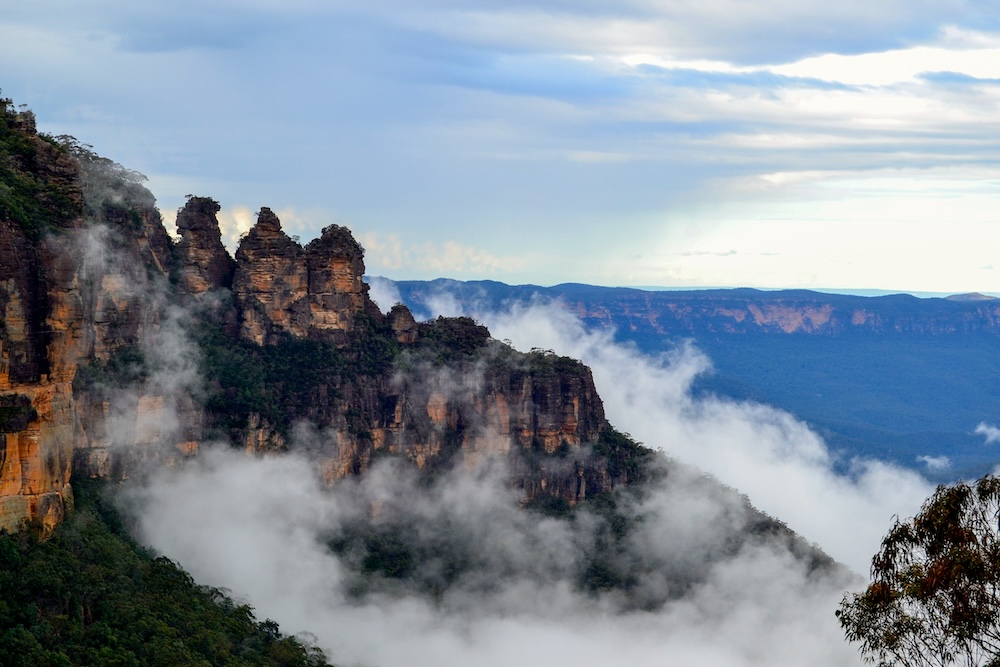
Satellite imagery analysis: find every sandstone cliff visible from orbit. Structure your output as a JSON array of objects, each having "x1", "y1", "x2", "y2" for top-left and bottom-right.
[
  {"x1": 0, "y1": 104, "x2": 202, "y2": 531},
  {"x1": 0, "y1": 136, "x2": 624, "y2": 532},
  {"x1": 0, "y1": 107, "x2": 85, "y2": 532}
]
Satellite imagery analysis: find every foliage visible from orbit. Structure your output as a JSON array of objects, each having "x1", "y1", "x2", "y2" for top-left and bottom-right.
[
  {"x1": 198, "y1": 315, "x2": 398, "y2": 438},
  {"x1": 524, "y1": 347, "x2": 586, "y2": 378},
  {"x1": 345, "y1": 311, "x2": 400, "y2": 377},
  {"x1": 0, "y1": 480, "x2": 332, "y2": 667},
  {"x1": 412, "y1": 316, "x2": 490, "y2": 362},
  {"x1": 594, "y1": 426, "x2": 657, "y2": 485},
  {"x1": 72, "y1": 346, "x2": 149, "y2": 397},
  {"x1": 837, "y1": 476, "x2": 1000, "y2": 667},
  {"x1": 199, "y1": 324, "x2": 343, "y2": 435},
  {"x1": 52, "y1": 134, "x2": 154, "y2": 227},
  {"x1": 0, "y1": 95, "x2": 82, "y2": 240}
]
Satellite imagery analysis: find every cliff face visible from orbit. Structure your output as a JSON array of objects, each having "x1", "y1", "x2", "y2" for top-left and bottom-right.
[
  {"x1": 0, "y1": 110, "x2": 85, "y2": 532},
  {"x1": 315, "y1": 343, "x2": 609, "y2": 500},
  {"x1": 0, "y1": 106, "x2": 205, "y2": 531},
  {"x1": 1, "y1": 152, "x2": 619, "y2": 531},
  {"x1": 574, "y1": 293, "x2": 1000, "y2": 336}
]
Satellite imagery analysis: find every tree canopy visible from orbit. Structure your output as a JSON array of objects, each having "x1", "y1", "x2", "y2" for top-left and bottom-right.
[
  {"x1": 838, "y1": 476, "x2": 1000, "y2": 667},
  {"x1": 0, "y1": 480, "x2": 332, "y2": 667}
]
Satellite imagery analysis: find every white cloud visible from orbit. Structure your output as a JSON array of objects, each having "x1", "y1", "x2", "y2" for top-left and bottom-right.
[
  {"x1": 771, "y1": 43, "x2": 1000, "y2": 86},
  {"x1": 365, "y1": 275, "x2": 402, "y2": 313},
  {"x1": 357, "y1": 231, "x2": 527, "y2": 277},
  {"x1": 474, "y1": 300, "x2": 933, "y2": 574},
  {"x1": 976, "y1": 422, "x2": 1000, "y2": 444},
  {"x1": 129, "y1": 448, "x2": 863, "y2": 667},
  {"x1": 216, "y1": 205, "x2": 256, "y2": 253},
  {"x1": 917, "y1": 455, "x2": 951, "y2": 471}
]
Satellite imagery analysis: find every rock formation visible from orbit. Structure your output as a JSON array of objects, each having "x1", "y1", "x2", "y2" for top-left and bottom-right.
[
  {"x1": 0, "y1": 108, "x2": 202, "y2": 530},
  {"x1": 233, "y1": 208, "x2": 380, "y2": 345},
  {"x1": 174, "y1": 196, "x2": 235, "y2": 295}
]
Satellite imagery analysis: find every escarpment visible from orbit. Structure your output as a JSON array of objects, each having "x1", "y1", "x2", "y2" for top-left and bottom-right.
[
  {"x1": 0, "y1": 105, "x2": 630, "y2": 531},
  {"x1": 0, "y1": 105, "x2": 206, "y2": 530}
]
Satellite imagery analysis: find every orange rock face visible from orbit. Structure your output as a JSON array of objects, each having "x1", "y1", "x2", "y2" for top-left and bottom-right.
[{"x1": 0, "y1": 192, "x2": 191, "y2": 530}]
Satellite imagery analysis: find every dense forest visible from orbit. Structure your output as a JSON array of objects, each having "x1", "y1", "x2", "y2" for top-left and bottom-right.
[{"x1": 0, "y1": 481, "x2": 330, "y2": 667}]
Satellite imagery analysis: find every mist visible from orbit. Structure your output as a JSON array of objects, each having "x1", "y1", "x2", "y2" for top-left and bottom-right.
[
  {"x1": 474, "y1": 300, "x2": 935, "y2": 574},
  {"x1": 128, "y1": 447, "x2": 862, "y2": 667},
  {"x1": 105, "y1": 289, "x2": 944, "y2": 666}
]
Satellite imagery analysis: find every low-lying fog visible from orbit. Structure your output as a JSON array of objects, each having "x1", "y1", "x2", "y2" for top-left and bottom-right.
[{"x1": 123, "y1": 288, "x2": 939, "y2": 666}]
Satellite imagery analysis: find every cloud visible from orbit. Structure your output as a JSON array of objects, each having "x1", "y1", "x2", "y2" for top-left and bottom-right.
[
  {"x1": 448, "y1": 299, "x2": 935, "y2": 574},
  {"x1": 365, "y1": 276, "x2": 403, "y2": 314},
  {"x1": 357, "y1": 232, "x2": 527, "y2": 277},
  {"x1": 976, "y1": 422, "x2": 1000, "y2": 444},
  {"x1": 127, "y1": 448, "x2": 863, "y2": 667},
  {"x1": 916, "y1": 455, "x2": 951, "y2": 471},
  {"x1": 215, "y1": 205, "x2": 256, "y2": 254},
  {"x1": 771, "y1": 42, "x2": 1000, "y2": 86}
]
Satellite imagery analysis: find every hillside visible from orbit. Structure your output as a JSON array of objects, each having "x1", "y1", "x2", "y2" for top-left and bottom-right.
[{"x1": 385, "y1": 278, "x2": 1000, "y2": 479}]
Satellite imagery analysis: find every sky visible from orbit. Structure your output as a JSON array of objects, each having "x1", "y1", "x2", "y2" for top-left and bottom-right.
[{"x1": 4, "y1": 0, "x2": 1000, "y2": 291}]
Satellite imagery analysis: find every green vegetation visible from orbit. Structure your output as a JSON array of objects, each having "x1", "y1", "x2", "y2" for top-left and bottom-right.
[
  {"x1": 524, "y1": 347, "x2": 586, "y2": 378},
  {"x1": 52, "y1": 135, "x2": 154, "y2": 227},
  {"x1": 837, "y1": 476, "x2": 1000, "y2": 667},
  {"x1": 72, "y1": 346, "x2": 149, "y2": 396},
  {"x1": 838, "y1": 476, "x2": 1000, "y2": 667},
  {"x1": 0, "y1": 95, "x2": 82, "y2": 240},
  {"x1": 595, "y1": 426, "x2": 656, "y2": 485},
  {"x1": 412, "y1": 316, "x2": 490, "y2": 362},
  {"x1": 0, "y1": 480, "x2": 331, "y2": 667},
  {"x1": 199, "y1": 324, "x2": 345, "y2": 436},
  {"x1": 198, "y1": 314, "x2": 398, "y2": 438}
]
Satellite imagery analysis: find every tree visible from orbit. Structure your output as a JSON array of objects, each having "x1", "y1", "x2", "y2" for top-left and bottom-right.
[{"x1": 838, "y1": 476, "x2": 1000, "y2": 667}]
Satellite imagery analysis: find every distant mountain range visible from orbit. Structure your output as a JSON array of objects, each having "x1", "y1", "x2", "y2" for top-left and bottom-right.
[{"x1": 382, "y1": 278, "x2": 1000, "y2": 480}]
